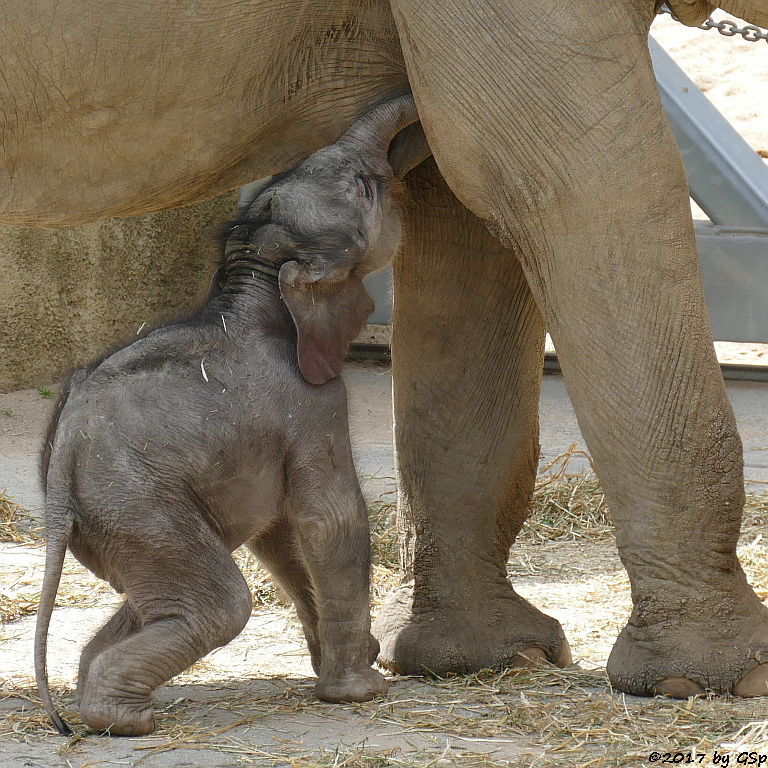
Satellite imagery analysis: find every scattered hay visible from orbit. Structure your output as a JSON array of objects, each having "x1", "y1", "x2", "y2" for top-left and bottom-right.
[
  {"x1": 366, "y1": 446, "x2": 615, "y2": 575},
  {"x1": 287, "y1": 745, "x2": 520, "y2": 767},
  {"x1": 737, "y1": 517, "x2": 768, "y2": 602},
  {"x1": 0, "y1": 550, "x2": 280, "y2": 625},
  {"x1": 523, "y1": 445, "x2": 612, "y2": 543},
  {"x1": 0, "y1": 490, "x2": 42, "y2": 544},
  {"x1": 0, "y1": 687, "x2": 78, "y2": 741},
  {"x1": 6, "y1": 667, "x2": 768, "y2": 767},
  {"x1": 524, "y1": 445, "x2": 768, "y2": 546},
  {"x1": 0, "y1": 555, "x2": 115, "y2": 623},
  {"x1": 723, "y1": 720, "x2": 768, "y2": 753},
  {"x1": 3, "y1": 450, "x2": 768, "y2": 767},
  {"x1": 233, "y1": 547, "x2": 282, "y2": 607},
  {"x1": 363, "y1": 445, "x2": 768, "y2": 551},
  {"x1": 0, "y1": 582, "x2": 41, "y2": 624},
  {"x1": 278, "y1": 667, "x2": 768, "y2": 767},
  {"x1": 742, "y1": 491, "x2": 768, "y2": 533},
  {"x1": 0, "y1": 503, "x2": 283, "y2": 623},
  {"x1": 0, "y1": 496, "x2": 115, "y2": 622},
  {"x1": 368, "y1": 500, "x2": 400, "y2": 607},
  {"x1": 369, "y1": 499, "x2": 399, "y2": 570}
]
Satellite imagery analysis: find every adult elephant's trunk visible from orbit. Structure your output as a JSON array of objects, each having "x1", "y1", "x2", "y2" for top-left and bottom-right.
[
  {"x1": 717, "y1": 0, "x2": 768, "y2": 27},
  {"x1": 663, "y1": 0, "x2": 714, "y2": 25},
  {"x1": 666, "y1": 0, "x2": 768, "y2": 27},
  {"x1": 339, "y1": 92, "x2": 420, "y2": 164}
]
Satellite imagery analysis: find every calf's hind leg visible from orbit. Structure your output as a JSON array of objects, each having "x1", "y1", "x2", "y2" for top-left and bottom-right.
[
  {"x1": 247, "y1": 525, "x2": 322, "y2": 670},
  {"x1": 78, "y1": 519, "x2": 251, "y2": 735}
]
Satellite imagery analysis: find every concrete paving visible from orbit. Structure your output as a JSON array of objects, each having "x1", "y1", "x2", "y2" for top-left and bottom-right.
[{"x1": 345, "y1": 365, "x2": 768, "y2": 494}]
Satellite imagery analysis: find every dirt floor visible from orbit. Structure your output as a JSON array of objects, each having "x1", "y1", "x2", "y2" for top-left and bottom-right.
[
  {"x1": 2, "y1": 11, "x2": 768, "y2": 768},
  {"x1": 3, "y1": 474, "x2": 768, "y2": 768}
]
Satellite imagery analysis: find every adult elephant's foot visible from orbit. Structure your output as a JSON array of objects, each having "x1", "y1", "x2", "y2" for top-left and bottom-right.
[
  {"x1": 607, "y1": 593, "x2": 768, "y2": 698},
  {"x1": 373, "y1": 581, "x2": 572, "y2": 675}
]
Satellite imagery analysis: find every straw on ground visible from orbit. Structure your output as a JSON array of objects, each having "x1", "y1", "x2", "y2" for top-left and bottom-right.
[{"x1": 2, "y1": 449, "x2": 768, "y2": 766}]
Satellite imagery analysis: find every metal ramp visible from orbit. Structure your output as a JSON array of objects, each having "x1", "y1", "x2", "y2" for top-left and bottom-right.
[{"x1": 649, "y1": 37, "x2": 768, "y2": 344}]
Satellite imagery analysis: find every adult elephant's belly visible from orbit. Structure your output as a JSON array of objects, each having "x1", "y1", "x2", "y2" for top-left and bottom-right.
[{"x1": 0, "y1": 0, "x2": 407, "y2": 227}]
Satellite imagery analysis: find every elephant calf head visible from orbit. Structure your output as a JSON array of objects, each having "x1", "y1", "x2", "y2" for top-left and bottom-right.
[{"x1": 225, "y1": 92, "x2": 425, "y2": 384}]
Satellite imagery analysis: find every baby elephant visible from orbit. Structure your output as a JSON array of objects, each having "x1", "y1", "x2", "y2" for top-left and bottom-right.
[{"x1": 35, "y1": 93, "x2": 422, "y2": 736}]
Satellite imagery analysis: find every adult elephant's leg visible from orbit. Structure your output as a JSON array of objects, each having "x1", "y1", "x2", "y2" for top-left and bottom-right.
[
  {"x1": 373, "y1": 158, "x2": 571, "y2": 674},
  {"x1": 391, "y1": 0, "x2": 768, "y2": 695}
]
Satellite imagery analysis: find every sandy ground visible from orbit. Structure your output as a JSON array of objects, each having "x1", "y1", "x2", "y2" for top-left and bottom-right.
[{"x1": 2, "y1": 11, "x2": 768, "y2": 768}]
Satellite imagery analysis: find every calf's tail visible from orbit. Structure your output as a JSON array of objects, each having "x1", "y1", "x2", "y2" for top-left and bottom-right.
[{"x1": 34, "y1": 504, "x2": 74, "y2": 736}]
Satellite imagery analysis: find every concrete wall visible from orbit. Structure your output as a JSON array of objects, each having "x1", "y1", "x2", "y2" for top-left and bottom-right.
[{"x1": 0, "y1": 192, "x2": 238, "y2": 392}]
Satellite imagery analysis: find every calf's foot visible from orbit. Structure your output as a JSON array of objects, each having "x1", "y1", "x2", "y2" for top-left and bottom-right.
[
  {"x1": 315, "y1": 667, "x2": 388, "y2": 703},
  {"x1": 79, "y1": 684, "x2": 155, "y2": 736},
  {"x1": 307, "y1": 633, "x2": 380, "y2": 675},
  {"x1": 373, "y1": 580, "x2": 571, "y2": 676}
]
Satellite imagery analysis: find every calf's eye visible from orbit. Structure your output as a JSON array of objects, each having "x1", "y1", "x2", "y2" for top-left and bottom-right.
[{"x1": 356, "y1": 175, "x2": 374, "y2": 201}]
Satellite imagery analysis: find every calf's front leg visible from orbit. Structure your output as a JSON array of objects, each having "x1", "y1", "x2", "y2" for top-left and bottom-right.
[{"x1": 288, "y1": 425, "x2": 387, "y2": 702}]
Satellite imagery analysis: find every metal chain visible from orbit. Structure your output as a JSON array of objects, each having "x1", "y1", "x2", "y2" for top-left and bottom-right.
[{"x1": 659, "y1": 4, "x2": 768, "y2": 42}]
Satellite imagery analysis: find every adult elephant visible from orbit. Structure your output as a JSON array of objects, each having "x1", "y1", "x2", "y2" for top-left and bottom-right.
[{"x1": 5, "y1": 0, "x2": 768, "y2": 698}]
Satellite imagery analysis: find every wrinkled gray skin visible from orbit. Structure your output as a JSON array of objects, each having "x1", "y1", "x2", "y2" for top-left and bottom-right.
[{"x1": 34, "y1": 94, "x2": 422, "y2": 737}]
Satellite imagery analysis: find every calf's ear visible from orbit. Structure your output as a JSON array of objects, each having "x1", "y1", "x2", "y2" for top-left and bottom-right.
[{"x1": 279, "y1": 260, "x2": 374, "y2": 385}]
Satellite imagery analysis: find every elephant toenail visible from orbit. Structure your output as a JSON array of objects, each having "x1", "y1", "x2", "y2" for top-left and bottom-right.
[
  {"x1": 734, "y1": 663, "x2": 768, "y2": 697},
  {"x1": 513, "y1": 647, "x2": 548, "y2": 667},
  {"x1": 652, "y1": 677, "x2": 705, "y2": 698},
  {"x1": 554, "y1": 637, "x2": 573, "y2": 667}
]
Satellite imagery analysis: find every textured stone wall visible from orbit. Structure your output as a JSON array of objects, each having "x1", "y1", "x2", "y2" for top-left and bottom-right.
[{"x1": 0, "y1": 192, "x2": 238, "y2": 392}]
